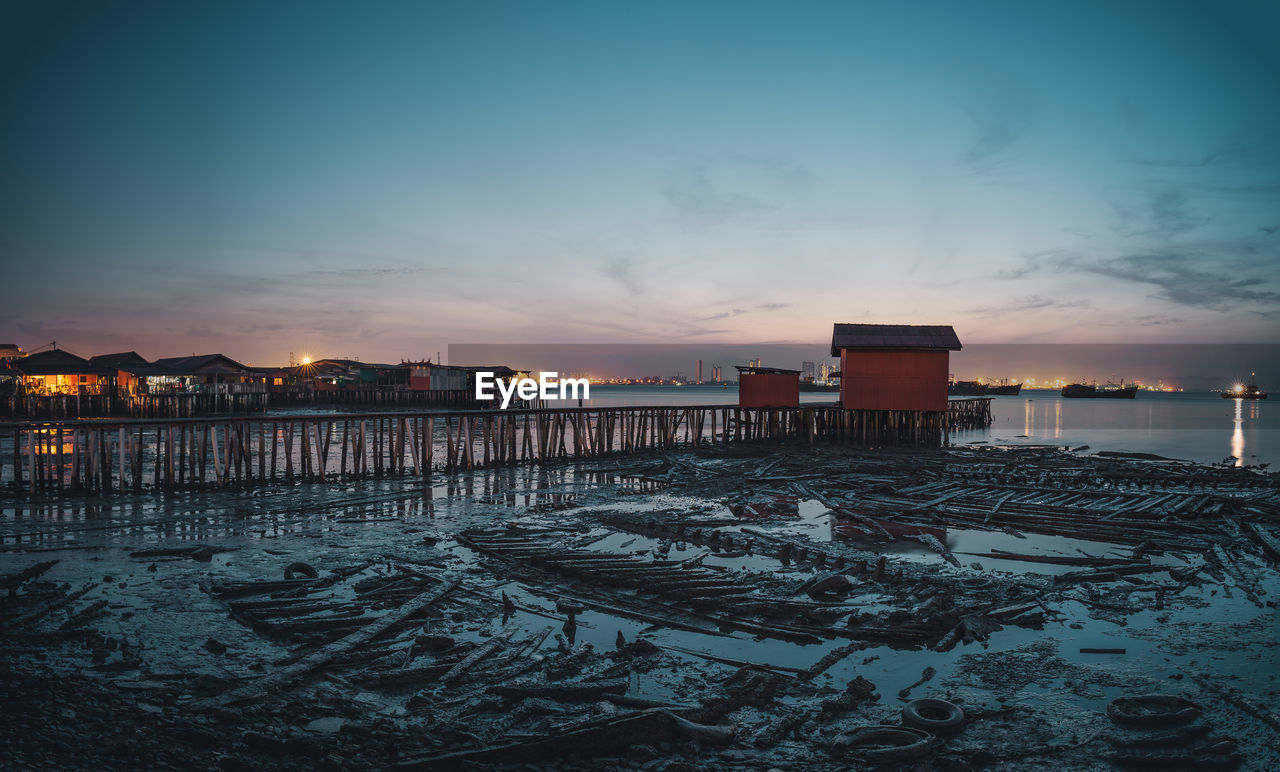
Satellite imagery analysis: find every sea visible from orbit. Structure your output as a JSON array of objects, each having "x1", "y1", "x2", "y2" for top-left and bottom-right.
[{"x1": 573, "y1": 385, "x2": 1274, "y2": 467}]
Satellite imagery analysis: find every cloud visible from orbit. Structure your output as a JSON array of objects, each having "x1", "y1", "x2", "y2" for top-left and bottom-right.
[
  {"x1": 755, "y1": 303, "x2": 791, "y2": 310},
  {"x1": 971, "y1": 295, "x2": 1091, "y2": 315},
  {"x1": 1056, "y1": 251, "x2": 1279, "y2": 310},
  {"x1": 997, "y1": 264, "x2": 1041, "y2": 280},
  {"x1": 954, "y1": 62, "x2": 1035, "y2": 170},
  {"x1": 1131, "y1": 148, "x2": 1237, "y2": 168},
  {"x1": 1100, "y1": 314, "x2": 1185, "y2": 327},
  {"x1": 1112, "y1": 188, "x2": 1210, "y2": 240},
  {"x1": 662, "y1": 165, "x2": 767, "y2": 226},
  {"x1": 302, "y1": 266, "x2": 424, "y2": 279},
  {"x1": 996, "y1": 249, "x2": 1069, "y2": 280},
  {"x1": 659, "y1": 155, "x2": 816, "y2": 230},
  {"x1": 1130, "y1": 139, "x2": 1273, "y2": 170},
  {"x1": 700, "y1": 308, "x2": 748, "y2": 321},
  {"x1": 602, "y1": 257, "x2": 642, "y2": 295}
]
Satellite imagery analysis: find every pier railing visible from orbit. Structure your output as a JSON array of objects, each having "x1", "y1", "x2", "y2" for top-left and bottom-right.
[
  {"x1": 0, "y1": 387, "x2": 483, "y2": 419},
  {"x1": 1, "y1": 399, "x2": 990, "y2": 497}
]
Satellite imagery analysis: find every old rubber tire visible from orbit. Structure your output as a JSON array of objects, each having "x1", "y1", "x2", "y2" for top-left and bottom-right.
[
  {"x1": 284, "y1": 562, "x2": 319, "y2": 580},
  {"x1": 832, "y1": 725, "x2": 936, "y2": 764},
  {"x1": 1106, "y1": 695, "x2": 1200, "y2": 728},
  {"x1": 903, "y1": 698, "x2": 965, "y2": 733}
]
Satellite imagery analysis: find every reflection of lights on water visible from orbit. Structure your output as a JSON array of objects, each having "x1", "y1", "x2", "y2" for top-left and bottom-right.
[
  {"x1": 1024, "y1": 400, "x2": 1033, "y2": 437},
  {"x1": 1231, "y1": 398, "x2": 1244, "y2": 467},
  {"x1": 1054, "y1": 400, "x2": 1061, "y2": 439}
]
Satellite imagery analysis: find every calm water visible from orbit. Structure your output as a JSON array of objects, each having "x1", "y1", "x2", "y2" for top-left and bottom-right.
[{"x1": 576, "y1": 385, "x2": 1274, "y2": 467}]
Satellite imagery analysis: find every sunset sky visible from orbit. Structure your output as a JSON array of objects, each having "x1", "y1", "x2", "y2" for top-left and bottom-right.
[{"x1": 2, "y1": 0, "x2": 1278, "y2": 365}]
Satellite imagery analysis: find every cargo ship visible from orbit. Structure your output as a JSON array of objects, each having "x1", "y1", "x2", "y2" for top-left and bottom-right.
[
  {"x1": 1061, "y1": 381, "x2": 1138, "y2": 399},
  {"x1": 1222, "y1": 373, "x2": 1267, "y2": 400},
  {"x1": 948, "y1": 380, "x2": 986, "y2": 396},
  {"x1": 948, "y1": 379, "x2": 1022, "y2": 396},
  {"x1": 986, "y1": 382, "x2": 1022, "y2": 396}
]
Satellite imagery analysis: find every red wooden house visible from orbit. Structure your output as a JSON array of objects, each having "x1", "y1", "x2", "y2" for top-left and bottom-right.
[
  {"x1": 830, "y1": 324, "x2": 962, "y2": 412},
  {"x1": 736, "y1": 365, "x2": 800, "y2": 408}
]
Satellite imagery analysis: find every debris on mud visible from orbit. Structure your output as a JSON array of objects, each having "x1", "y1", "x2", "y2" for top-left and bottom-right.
[{"x1": 2, "y1": 444, "x2": 1278, "y2": 769}]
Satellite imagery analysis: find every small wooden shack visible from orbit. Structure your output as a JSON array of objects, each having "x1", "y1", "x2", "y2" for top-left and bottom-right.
[
  {"x1": 406, "y1": 361, "x2": 474, "y2": 392},
  {"x1": 736, "y1": 365, "x2": 800, "y2": 408},
  {"x1": 830, "y1": 324, "x2": 962, "y2": 412},
  {"x1": 90, "y1": 352, "x2": 153, "y2": 396}
]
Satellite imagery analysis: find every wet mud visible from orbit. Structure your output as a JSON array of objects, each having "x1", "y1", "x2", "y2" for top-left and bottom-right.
[{"x1": 2, "y1": 444, "x2": 1278, "y2": 770}]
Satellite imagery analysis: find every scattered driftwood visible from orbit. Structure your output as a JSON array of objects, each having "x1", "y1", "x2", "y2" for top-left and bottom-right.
[
  {"x1": 897, "y1": 666, "x2": 937, "y2": 701},
  {"x1": 487, "y1": 679, "x2": 627, "y2": 702},
  {"x1": 211, "y1": 578, "x2": 460, "y2": 705},
  {"x1": 662, "y1": 644, "x2": 805, "y2": 675},
  {"x1": 1244, "y1": 522, "x2": 1280, "y2": 564},
  {"x1": 393, "y1": 708, "x2": 733, "y2": 769},
  {"x1": 821, "y1": 675, "x2": 879, "y2": 716},
  {"x1": 11, "y1": 581, "x2": 98, "y2": 627},
  {"x1": 208, "y1": 578, "x2": 318, "y2": 598},
  {"x1": 936, "y1": 614, "x2": 1003, "y2": 651},
  {"x1": 440, "y1": 623, "x2": 517, "y2": 683},
  {"x1": 910, "y1": 534, "x2": 961, "y2": 567},
  {"x1": 959, "y1": 550, "x2": 1148, "y2": 568},
  {"x1": 1191, "y1": 673, "x2": 1280, "y2": 732},
  {"x1": 2, "y1": 560, "x2": 57, "y2": 597}
]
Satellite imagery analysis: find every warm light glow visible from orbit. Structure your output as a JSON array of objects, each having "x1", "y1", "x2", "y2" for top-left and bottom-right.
[
  {"x1": 301, "y1": 356, "x2": 312, "y2": 365},
  {"x1": 1234, "y1": 384, "x2": 1244, "y2": 393}
]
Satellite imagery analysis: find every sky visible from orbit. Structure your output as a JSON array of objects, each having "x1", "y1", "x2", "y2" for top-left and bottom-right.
[{"x1": 2, "y1": 0, "x2": 1279, "y2": 366}]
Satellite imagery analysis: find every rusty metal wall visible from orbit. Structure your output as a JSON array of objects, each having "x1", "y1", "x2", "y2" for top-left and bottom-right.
[
  {"x1": 738, "y1": 372, "x2": 800, "y2": 407},
  {"x1": 839, "y1": 349, "x2": 949, "y2": 411}
]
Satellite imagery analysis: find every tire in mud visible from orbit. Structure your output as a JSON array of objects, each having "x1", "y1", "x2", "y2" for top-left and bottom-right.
[
  {"x1": 902, "y1": 698, "x2": 966, "y2": 733},
  {"x1": 1107, "y1": 695, "x2": 1201, "y2": 728},
  {"x1": 284, "y1": 562, "x2": 319, "y2": 580},
  {"x1": 831, "y1": 725, "x2": 937, "y2": 764}
]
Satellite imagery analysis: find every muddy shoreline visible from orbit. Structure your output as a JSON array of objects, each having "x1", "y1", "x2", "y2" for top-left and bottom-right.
[{"x1": 3, "y1": 444, "x2": 1278, "y2": 770}]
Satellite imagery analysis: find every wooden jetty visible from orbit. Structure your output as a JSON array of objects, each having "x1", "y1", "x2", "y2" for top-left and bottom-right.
[
  {"x1": 2, "y1": 390, "x2": 271, "y2": 420},
  {"x1": 267, "y1": 388, "x2": 479, "y2": 410},
  {"x1": 1, "y1": 387, "x2": 481, "y2": 420},
  {"x1": 1, "y1": 399, "x2": 990, "y2": 497}
]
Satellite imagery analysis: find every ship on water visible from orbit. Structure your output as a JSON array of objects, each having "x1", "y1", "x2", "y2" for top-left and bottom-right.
[
  {"x1": 1061, "y1": 380, "x2": 1138, "y2": 399},
  {"x1": 947, "y1": 378, "x2": 1022, "y2": 396},
  {"x1": 986, "y1": 381, "x2": 1022, "y2": 396},
  {"x1": 798, "y1": 378, "x2": 839, "y2": 392},
  {"x1": 1222, "y1": 372, "x2": 1267, "y2": 400}
]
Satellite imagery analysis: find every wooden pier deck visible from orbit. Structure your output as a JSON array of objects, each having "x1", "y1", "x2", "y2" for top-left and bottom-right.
[
  {"x1": 1, "y1": 399, "x2": 991, "y2": 497},
  {"x1": 1, "y1": 387, "x2": 482, "y2": 419}
]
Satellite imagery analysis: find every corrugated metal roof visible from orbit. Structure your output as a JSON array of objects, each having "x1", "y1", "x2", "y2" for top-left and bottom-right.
[
  {"x1": 734, "y1": 365, "x2": 801, "y2": 375},
  {"x1": 11, "y1": 349, "x2": 107, "y2": 375},
  {"x1": 152, "y1": 354, "x2": 251, "y2": 374},
  {"x1": 89, "y1": 351, "x2": 150, "y2": 368},
  {"x1": 830, "y1": 324, "x2": 962, "y2": 355}
]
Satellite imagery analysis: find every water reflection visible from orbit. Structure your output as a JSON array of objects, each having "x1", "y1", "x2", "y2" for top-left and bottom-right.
[{"x1": 1231, "y1": 398, "x2": 1244, "y2": 467}]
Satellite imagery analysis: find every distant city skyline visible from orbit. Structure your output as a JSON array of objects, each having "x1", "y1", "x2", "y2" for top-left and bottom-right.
[
  {"x1": 449, "y1": 343, "x2": 1279, "y2": 391},
  {"x1": 3, "y1": 1, "x2": 1279, "y2": 362}
]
